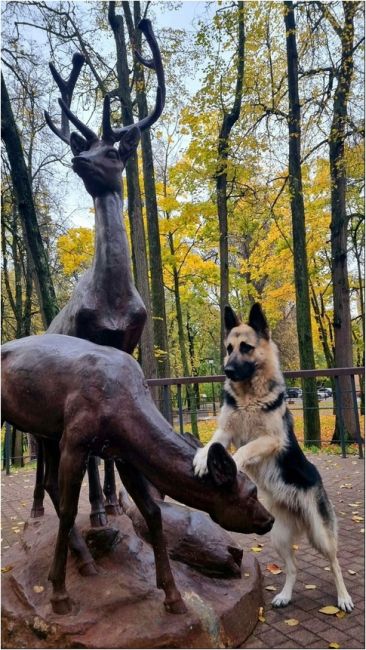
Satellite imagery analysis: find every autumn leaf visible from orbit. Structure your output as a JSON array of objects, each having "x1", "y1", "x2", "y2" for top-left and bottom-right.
[
  {"x1": 292, "y1": 544, "x2": 299, "y2": 550},
  {"x1": 319, "y1": 605, "x2": 340, "y2": 615},
  {"x1": 258, "y1": 606, "x2": 265, "y2": 623},
  {"x1": 285, "y1": 618, "x2": 299, "y2": 626},
  {"x1": 347, "y1": 570, "x2": 356, "y2": 575},
  {"x1": 251, "y1": 546, "x2": 263, "y2": 553},
  {"x1": 267, "y1": 563, "x2": 282, "y2": 574},
  {"x1": 340, "y1": 484, "x2": 352, "y2": 489},
  {"x1": 329, "y1": 643, "x2": 341, "y2": 649},
  {"x1": 352, "y1": 515, "x2": 363, "y2": 522},
  {"x1": 244, "y1": 572, "x2": 250, "y2": 577},
  {"x1": 323, "y1": 566, "x2": 331, "y2": 571},
  {"x1": 33, "y1": 585, "x2": 44, "y2": 593},
  {"x1": 336, "y1": 611, "x2": 346, "y2": 619},
  {"x1": 1, "y1": 565, "x2": 13, "y2": 573},
  {"x1": 304, "y1": 584, "x2": 317, "y2": 590},
  {"x1": 265, "y1": 585, "x2": 277, "y2": 591}
]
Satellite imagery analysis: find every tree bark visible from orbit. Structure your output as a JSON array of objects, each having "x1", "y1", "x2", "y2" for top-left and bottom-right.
[
  {"x1": 216, "y1": 1, "x2": 245, "y2": 361},
  {"x1": 1, "y1": 73, "x2": 58, "y2": 328},
  {"x1": 284, "y1": 1, "x2": 321, "y2": 447},
  {"x1": 108, "y1": 2, "x2": 157, "y2": 381},
  {"x1": 327, "y1": 2, "x2": 359, "y2": 440},
  {"x1": 123, "y1": 1, "x2": 170, "y2": 380}
]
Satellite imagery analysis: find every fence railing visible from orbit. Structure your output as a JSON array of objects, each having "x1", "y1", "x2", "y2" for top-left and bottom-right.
[{"x1": 2, "y1": 367, "x2": 364, "y2": 473}]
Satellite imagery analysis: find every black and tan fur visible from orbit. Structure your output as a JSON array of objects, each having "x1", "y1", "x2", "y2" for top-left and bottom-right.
[{"x1": 194, "y1": 303, "x2": 353, "y2": 612}]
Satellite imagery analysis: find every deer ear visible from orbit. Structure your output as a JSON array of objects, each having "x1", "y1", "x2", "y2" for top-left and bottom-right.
[
  {"x1": 207, "y1": 443, "x2": 237, "y2": 488},
  {"x1": 70, "y1": 132, "x2": 89, "y2": 156},
  {"x1": 248, "y1": 303, "x2": 270, "y2": 339},
  {"x1": 224, "y1": 305, "x2": 240, "y2": 335},
  {"x1": 118, "y1": 126, "x2": 141, "y2": 162}
]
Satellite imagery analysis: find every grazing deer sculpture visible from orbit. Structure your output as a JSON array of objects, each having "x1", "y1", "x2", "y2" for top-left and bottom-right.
[
  {"x1": 31, "y1": 19, "x2": 165, "y2": 525},
  {"x1": 2, "y1": 333, "x2": 274, "y2": 615}
]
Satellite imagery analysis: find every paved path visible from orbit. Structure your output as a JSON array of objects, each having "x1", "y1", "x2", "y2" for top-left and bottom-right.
[{"x1": 1, "y1": 454, "x2": 364, "y2": 649}]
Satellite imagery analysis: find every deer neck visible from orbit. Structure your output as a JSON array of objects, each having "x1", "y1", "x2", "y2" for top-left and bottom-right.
[{"x1": 92, "y1": 191, "x2": 134, "y2": 293}]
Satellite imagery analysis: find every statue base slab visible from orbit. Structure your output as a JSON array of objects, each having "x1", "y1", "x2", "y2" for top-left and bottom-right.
[{"x1": 2, "y1": 513, "x2": 263, "y2": 648}]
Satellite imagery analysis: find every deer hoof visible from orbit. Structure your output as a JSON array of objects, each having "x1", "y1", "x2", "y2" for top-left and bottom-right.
[
  {"x1": 30, "y1": 505, "x2": 45, "y2": 518},
  {"x1": 105, "y1": 502, "x2": 122, "y2": 516},
  {"x1": 78, "y1": 560, "x2": 98, "y2": 577},
  {"x1": 164, "y1": 596, "x2": 187, "y2": 615},
  {"x1": 89, "y1": 511, "x2": 108, "y2": 528},
  {"x1": 50, "y1": 593, "x2": 73, "y2": 615}
]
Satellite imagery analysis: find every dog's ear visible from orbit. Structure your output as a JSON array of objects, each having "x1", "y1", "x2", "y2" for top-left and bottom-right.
[
  {"x1": 224, "y1": 305, "x2": 240, "y2": 335},
  {"x1": 207, "y1": 443, "x2": 237, "y2": 488},
  {"x1": 248, "y1": 303, "x2": 270, "y2": 340}
]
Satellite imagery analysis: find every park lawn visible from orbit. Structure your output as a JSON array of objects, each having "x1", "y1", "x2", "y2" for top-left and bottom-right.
[{"x1": 184, "y1": 406, "x2": 364, "y2": 456}]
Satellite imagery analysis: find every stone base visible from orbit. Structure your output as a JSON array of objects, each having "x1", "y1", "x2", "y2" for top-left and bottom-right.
[{"x1": 2, "y1": 513, "x2": 263, "y2": 648}]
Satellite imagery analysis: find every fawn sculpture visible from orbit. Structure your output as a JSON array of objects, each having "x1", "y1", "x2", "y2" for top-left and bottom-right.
[
  {"x1": 2, "y1": 333, "x2": 274, "y2": 615},
  {"x1": 31, "y1": 19, "x2": 164, "y2": 525}
]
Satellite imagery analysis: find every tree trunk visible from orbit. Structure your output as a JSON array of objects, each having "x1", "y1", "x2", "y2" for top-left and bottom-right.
[
  {"x1": 327, "y1": 2, "x2": 358, "y2": 441},
  {"x1": 108, "y1": 2, "x2": 157, "y2": 381},
  {"x1": 284, "y1": 1, "x2": 321, "y2": 447},
  {"x1": 123, "y1": 0, "x2": 170, "y2": 380},
  {"x1": 1, "y1": 73, "x2": 58, "y2": 328},
  {"x1": 216, "y1": 1, "x2": 245, "y2": 361}
]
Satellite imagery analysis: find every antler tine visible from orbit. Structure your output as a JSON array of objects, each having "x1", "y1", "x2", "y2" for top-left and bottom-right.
[
  {"x1": 58, "y1": 98, "x2": 98, "y2": 143},
  {"x1": 45, "y1": 52, "x2": 91, "y2": 145},
  {"x1": 104, "y1": 18, "x2": 165, "y2": 142}
]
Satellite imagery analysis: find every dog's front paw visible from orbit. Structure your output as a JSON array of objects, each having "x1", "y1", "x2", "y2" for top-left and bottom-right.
[
  {"x1": 272, "y1": 592, "x2": 291, "y2": 608},
  {"x1": 193, "y1": 447, "x2": 209, "y2": 477},
  {"x1": 338, "y1": 593, "x2": 354, "y2": 612}
]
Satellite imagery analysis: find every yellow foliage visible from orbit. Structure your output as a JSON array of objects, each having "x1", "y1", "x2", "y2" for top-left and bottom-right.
[{"x1": 57, "y1": 227, "x2": 94, "y2": 277}]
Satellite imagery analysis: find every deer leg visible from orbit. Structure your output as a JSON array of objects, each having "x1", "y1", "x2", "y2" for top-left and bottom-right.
[
  {"x1": 48, "y1": 442, "x2": 89, "y2": 615},
  {"x1": 30, "y1": 438, "x2": 45, "y2": 517},
  {"x1": 115, "y1": 459, "x2": 187, "y2": 615},
  {"x1": 43, "y1": 440, "x2": 97, "y2": 583},
  {"x1": 87, "y1": 455, "x2": 108, "y2": 527},
  {"x1": 103, "y1": 459, "x2": 122, "y2": 516}
]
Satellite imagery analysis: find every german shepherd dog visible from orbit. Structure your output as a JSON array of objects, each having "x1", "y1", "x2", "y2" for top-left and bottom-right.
[{"x1": 193, "y1": 303, "x2": 353, "y2": 612}]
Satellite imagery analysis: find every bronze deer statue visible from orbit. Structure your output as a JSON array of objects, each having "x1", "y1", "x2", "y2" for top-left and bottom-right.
[
  {"x1": 2, "y1": 334, "x2": 274, "y2": 616},
  {"x1": 31, "y1": 19, "x2": 165, "y2": 525}
]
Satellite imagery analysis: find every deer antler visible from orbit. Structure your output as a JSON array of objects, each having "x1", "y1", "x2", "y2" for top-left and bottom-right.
[
  {"x1": 44, "y1": 52, "x2": 93, "y2": 145},
  {"x1": 102, "y1": 18, "x2": 165, "y2": 143}
]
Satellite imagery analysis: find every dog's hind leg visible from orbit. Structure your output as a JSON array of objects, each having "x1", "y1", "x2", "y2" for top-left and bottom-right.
[
  {"x1": 307, "y1": 509, "x2": 354, "y2": 612},
  {"x1": 270, "y1": 512, "x2": 298, "y2": 607}
]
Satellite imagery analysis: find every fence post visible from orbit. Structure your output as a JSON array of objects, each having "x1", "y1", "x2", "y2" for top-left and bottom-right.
[
  {"x1": 350, "y1": 374, "x2": 364, "y2": 460},
  {"x1": 5, "y1": 421, "x2": 12, "y2": 475},
  {"x1": 334, "y1": 376, "x2": 347, "y2": 458},
  {"x1": 162, "y1": 384, "x2": 171, "y2": 424},
  {"x1": 177, "y1": 384, "x2": 184, "y2": 435}
]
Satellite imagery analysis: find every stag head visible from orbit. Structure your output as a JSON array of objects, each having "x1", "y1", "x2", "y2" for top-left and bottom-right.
[{"x1": 45, "y1": 19, "x2": 165, "y2": 197}]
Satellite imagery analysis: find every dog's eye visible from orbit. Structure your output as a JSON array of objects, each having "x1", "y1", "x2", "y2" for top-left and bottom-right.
[
  {"x1": 227, "y1": 344, "x2": 233, "y2": 355},
  {"x1": 240, "y1": 341, "x2": 254, "y2": 354}
]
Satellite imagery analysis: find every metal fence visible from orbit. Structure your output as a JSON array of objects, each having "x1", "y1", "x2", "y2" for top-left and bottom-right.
[
  {"x1": 147, "y1": 367, "x2": 364, "y2": 460},
  {"x1": 2, "y1": 367, "x2": 364, "y2": 473}
]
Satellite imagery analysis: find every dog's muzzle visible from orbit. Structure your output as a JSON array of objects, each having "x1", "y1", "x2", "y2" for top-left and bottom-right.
[{"x1": 224, "y1": 361, "x2": 256, "y2": 382}]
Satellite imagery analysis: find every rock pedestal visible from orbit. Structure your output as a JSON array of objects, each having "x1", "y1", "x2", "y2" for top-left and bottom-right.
[{"x1": 2, "y1": 513, "x2": 263, "y2": 648}]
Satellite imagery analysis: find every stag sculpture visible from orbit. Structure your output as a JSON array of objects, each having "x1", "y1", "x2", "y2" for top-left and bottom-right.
[
  {"x1": 2, "y1": 334, "x2": 274, "y2": 615},
  {"x1": 31, "y1": 19, "x2": 165, "y2": 525}
]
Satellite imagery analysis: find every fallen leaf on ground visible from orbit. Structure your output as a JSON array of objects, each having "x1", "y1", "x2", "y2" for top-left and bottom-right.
[
  {"x1": 258, "y1": 606, "x2": 265, "y2": 623},
  {"x1": 251, "y1": 546, "x2": 263, "y2": 553},
  {"x1": 340, "y1": 484, "x2": 352, "y2": 489},
  {"x1": 285, "y1": 618, "x2": 299, "y2": 626},
  {"x1": 347, "y1": 570, "x2": 356, "y2": 575},
  {"x1": 33, "y1": 585, "x2": 44, "y2": 593},
  {"x1": 244, "y1": 572, "x2": 250, "y2": 577},
  {"x1": 292, "y1": 544, "x2": 299, "y2": 550},
  {"x1": 305, "y1": 584, "x2": 317, "y2": 590},
  {"x1": 329, "y1": 643, "x2": 341, "y2": 649},
  {"x1": 319, "y1": 605, "x2": 340, "y2": 615},
  {"x1": 265, "y1": 585, "x2": 276, "y2": 591},
  {"x1": 336, "y1": 611, "x2": 346, "y2": 619},
  {"x1": 352, "y1": 515, "x2": 363, "y2": 522},
  {"x1": 266, "y1": 563, "x2": 282, "y2": 574},
  {"x1": 348, "y1": 503, "x2": 359, "y2": 507},
  {"x1": 323, "y1": 566, "x2": 331, "y2": 571},
  {"x1": 1, "y1": 565, "x2": 13, "y2": 573}
]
